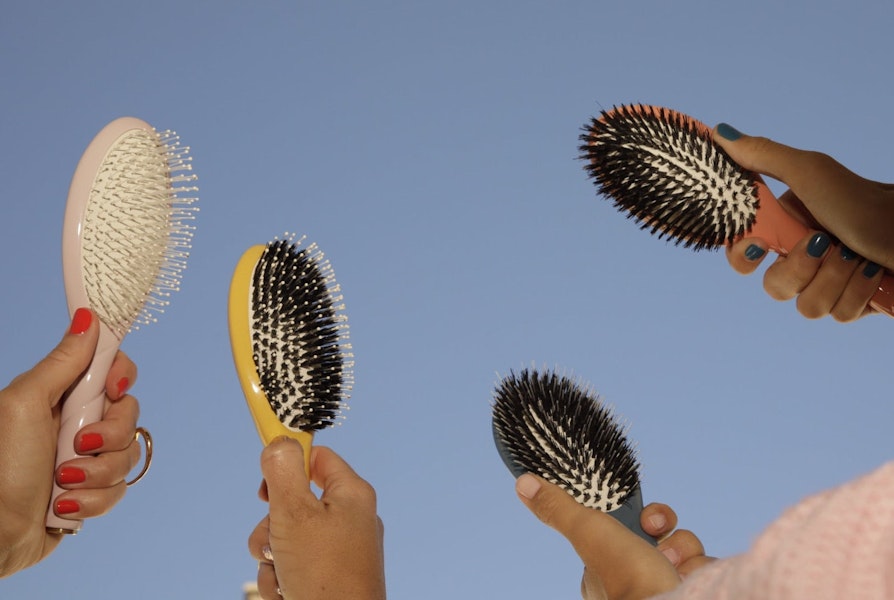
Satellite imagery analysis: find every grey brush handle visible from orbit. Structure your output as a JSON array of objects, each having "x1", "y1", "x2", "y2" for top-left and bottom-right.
[{"x1": 609, "y1": 486, "x2": 655, "y2": 546}]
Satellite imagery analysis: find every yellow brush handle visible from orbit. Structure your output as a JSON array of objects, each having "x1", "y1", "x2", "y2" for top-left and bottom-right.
[{"x1": 228, "y1": 244, "x2": 312, "y2": 475}]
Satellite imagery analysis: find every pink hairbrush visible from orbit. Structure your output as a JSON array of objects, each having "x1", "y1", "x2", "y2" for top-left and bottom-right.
[
  {"x1": 48, "y1": 117, "x2": 197, "y2": 534},
  {"x1": 579, "y1": 104, "x2": 894, "y2": 316}
]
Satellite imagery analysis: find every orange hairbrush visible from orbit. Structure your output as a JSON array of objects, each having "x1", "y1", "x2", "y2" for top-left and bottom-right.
[{"x1": 579, "y1": 104, "x2": 894, "y2": 316}]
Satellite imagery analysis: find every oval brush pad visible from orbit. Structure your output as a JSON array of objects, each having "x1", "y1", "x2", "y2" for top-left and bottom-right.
[
  {"x1": 578, "y1": 103, "x2": 894, "y2": 315},
  {"x1": 228, "y1": 235, "x2": 353, "y2": 474},
  {"x1": 49, "y1": 117, "x2": 198, "y2": 534},
  {"x1": 492, "y1": 367, "x2": 652, "y2": 543}
]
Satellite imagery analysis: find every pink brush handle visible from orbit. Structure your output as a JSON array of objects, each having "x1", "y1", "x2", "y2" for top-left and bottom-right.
[
  {"x1": 749, "y1": 179, "x2": 894, "y2": 316},
  {"x1": 45, "y1": 322, "x2": 121, "y2": 534}
]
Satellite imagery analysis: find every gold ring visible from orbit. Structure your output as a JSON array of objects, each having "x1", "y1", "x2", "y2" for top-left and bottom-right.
[{"x1": 126, "y1": 427, "x2": 153, "y2": 486}]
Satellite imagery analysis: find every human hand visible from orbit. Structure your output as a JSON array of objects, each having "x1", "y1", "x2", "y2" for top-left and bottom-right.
[
  {"x1": 248, "y1": 439, "x2": 386, "y2": 600},
  {"x1": 640, "y1": 502, "x2": 715, "y2": 579},
  {"x1": 516, "y1": 473, "x2": 679, "y2": 600},
  {"x1": 0, "y1": 308, "x2": 141, "y2": 577},
  {"x1": 714, "y1": 124, "x2": 894, "y2": 321}
]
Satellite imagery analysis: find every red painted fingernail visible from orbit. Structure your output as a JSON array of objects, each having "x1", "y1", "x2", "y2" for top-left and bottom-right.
[
  {"x1": 116, "y1": 377, "x2": 130, "y2": 398},
  {"x1": 69, "y1": 308, "x2": 92, "y2": 335},
  {"x1": 77, "y1": 432, "x2": 104, "y2": 453},
  {"x1": 58, "y1": 467, "x2": 86, "y2": 484},
  {"x1": 55, "y1": 499, "x2": 80, "y2": 515}
]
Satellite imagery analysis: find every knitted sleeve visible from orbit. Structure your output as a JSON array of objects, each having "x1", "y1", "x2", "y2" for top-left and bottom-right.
[{"x1": 651, "y1": 461, "x2": 894, "y2": 600}]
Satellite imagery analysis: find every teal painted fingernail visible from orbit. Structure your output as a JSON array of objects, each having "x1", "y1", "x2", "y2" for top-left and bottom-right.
[
  {"x1": 717, "y1": 123, "x2": 742, "y2": 141},
  {"x1": 807, "y1": 233, "x2": 831, "y2": 258},
  {"x1": 863, "y1": 262, "x2": 881, "y2": 278},
  {"x1": 744, "y1": 244, "x2": 766, "y2": 261},
  {"x1": 840, "y1": 245, "x2": 859, "y2": 261}
]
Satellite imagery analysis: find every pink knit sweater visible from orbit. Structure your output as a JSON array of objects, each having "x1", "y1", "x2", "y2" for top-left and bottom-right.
[{"x1": 653, "y1": 462, "x2": 894, "y2": 599}]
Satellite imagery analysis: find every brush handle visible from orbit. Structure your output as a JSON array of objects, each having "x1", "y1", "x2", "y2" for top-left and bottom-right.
[
  {"x1": 748, "y1": 180, "x2": 894, "y2": 316},
  {"x1": 46, "y1": 322, "x2": 121, "y2": 534},
  {"x1": 608, "y1": 486, "x2": 654, "y2": 546}
]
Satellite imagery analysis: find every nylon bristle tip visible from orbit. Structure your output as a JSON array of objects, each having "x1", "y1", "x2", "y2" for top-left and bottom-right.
[
  {"x1": 577, "y1": 103, "x2": 760, "y2": 251},
  {"x1": 250, "y1": 236, "x2": 353, "y2": 432},
  {"x1": 83, "y1": 127, "x2": 198, "y2": 335},
  {"x1": 492, "y1": 368, "x2": 639, "y2": 512}
]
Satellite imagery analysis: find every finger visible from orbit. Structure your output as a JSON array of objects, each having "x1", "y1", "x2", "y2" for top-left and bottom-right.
[
  {"x1": 516, "y1": 474, "x2": 646, "y2": 559},
  {"x1": 762, "y1": 232, "x2": 830, "y2": 301},
  {"x1": 247, "y1": 515, "x2": 272, "y2": 562},
  {"x1": 516, "y1": 474, "x2": 677, "y2": 598},
  {"x1": 794, "y1": 243, "x2": 862, "y2": 319},
  {"x1": 51, "y1": 482, "x2": 127, "y2": 520},
  {"x1": 55, "y1": 438, "x2": 141, "y2": 489},
  {"x1": 311, "y1": 446, "x2": 377, "y2": 509},
  {"x1": 106, "y1": 351, "x2": 137, "y2": 401},
  {"x1": 640, "y1": 502, "x2": 678, "y2": 540},
  {"x1": 725, "y1": 238, "x2": 768, "y2": 275},
  {"x1": 256, "y1": 562, "x2": 281, "y2": 600},
  {"x1": 831, "y1": 260, "x2": 884, "y2": 322},
  {"x1": 657, "y1": 529, "x2": 706, "y2": 569},
  {"x1": 261, "y1": 437, "x2": 315, "y2": 517},
  {"x1": 75, "y1": 394, "x2": 140, "y2": 455},
  {"x1": 6, "y1": 308, "x2": 99, "y2": 409},
  {"x1": 713, "y1": 125, "x2": 854, "y2": 200}
]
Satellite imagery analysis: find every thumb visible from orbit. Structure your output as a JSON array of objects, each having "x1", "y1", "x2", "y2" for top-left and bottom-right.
[
  {"x1": 7, "y1": 308, "x2": 99, "y2": 409},
  {"x1": 713, "y1": 123, "x2": 867, "y2": 221},
  {"x1": 516, "y1": 473, "x2": 622, "y2": 554},
  {"x1": 260, "y1": 437, "x2": 314, "y2": 514}
]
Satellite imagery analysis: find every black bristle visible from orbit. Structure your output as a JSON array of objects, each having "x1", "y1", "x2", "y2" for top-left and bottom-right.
[
  {"x1": 250, "y1": 237, "x2": 352, "y2": 431},
  {"x1": 578, "y1": 103, "x2": 761, "y2": 250},
  {"x1": 491, "y1": 368, "x2": 640, "y2": 512}
]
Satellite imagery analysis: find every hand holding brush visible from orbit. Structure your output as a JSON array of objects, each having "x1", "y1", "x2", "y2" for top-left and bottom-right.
[
  {"x1": 713, "y1": 123, "x2": 894, "y2": 321},
  {"x1": 492, "y1": 368, "x2": 682, "y2": 599},
  {"x1": 579, "y1": 104, "x2": 894, "y2": 319}
]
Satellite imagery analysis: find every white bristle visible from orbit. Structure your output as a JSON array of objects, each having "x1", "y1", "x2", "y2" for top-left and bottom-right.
[{"x1": 81, "y1": 127, "x2": 198, "y2": 335}]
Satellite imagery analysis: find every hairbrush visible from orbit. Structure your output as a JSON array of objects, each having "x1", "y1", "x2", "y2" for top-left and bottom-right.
[
  {"x1": 228, "y1": 235, "x2": 352, "y2": 474},
  {"x1": 579, "y1": 103, "x2": 894, "y2": 316},
  {"x1": 48, "y1": 117, "x2": 198, "y2": 534},
  {"x1": 492, "y1": 367, "x2": 652, "y2": 543}
]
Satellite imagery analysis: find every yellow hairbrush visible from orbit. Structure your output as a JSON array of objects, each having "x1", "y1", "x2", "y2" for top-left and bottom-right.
[{"x1": 228, "y1": 236, "x2": 352, "y2": 473}]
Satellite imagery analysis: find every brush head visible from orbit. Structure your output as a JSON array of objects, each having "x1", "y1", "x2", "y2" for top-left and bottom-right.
[
  {"x1": 64, "y1": 118, "x2": 198, "y2": 336},
  {"x1": 248, "y1": 236, "x2": 353, "y2": 432},
  {"x1": 492, "y1": 368, "x2": 640, "y2": 512},
  {"x1": 579, "y1": 103, "x2": 760, "y2": 251}
]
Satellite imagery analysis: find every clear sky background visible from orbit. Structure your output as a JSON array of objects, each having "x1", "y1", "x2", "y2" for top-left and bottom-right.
[{"x1": 1, "y1": 2, "x2": 893, "y2": 599}]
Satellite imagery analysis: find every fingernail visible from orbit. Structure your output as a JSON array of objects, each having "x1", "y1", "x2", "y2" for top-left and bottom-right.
[
  {"x1": 840, "y1": 245, "x2": 859, "y2": 261},
  {"x1": 660, "y1": 546, "x2": 681, "y2": 566},
  {"x1": 516, "y1": 474, "x2": 542, "y2": 499},
  {"x1": 58, "y1": 467, "x2": 86, "y2": 485},
  {"x1": 77, "y1": 432, "x2": 104, "y2": 453},
  {"x1": 262, "y1": 545, "x2": 274, "y2": 562},
  {"x1": 648, "y1": 513, "x2": 667, "y2": 531},
  {"x1": 807, "y1": 233, "x2": 831, "y2": 258},
  {"x1": 744, "y1": 244, "x2": 766, "y2": 261},
  {"x1": 716, "y1": 123, "x2": 742, "y2": 141},
  {"x1": 55, "y1": 499, "x2": 80, "y2": 515},
  {"x1": 69, "y1": 308, "x2": 92, "y2": 335},
  {"x1": 116, "y1": 377, "x2": 130, "y2": 398},
  {"x1": 863, "y1": 262, "x2": 882, "y2": 278}
]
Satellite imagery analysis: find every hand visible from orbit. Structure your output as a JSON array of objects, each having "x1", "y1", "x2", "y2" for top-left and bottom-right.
[
  {"x1": 0, "y1": 308, "x2": 141, "y2": 577},
  {"x1": 713, "y1": 124, "x2": 894, "y2": 321},
  {"x1": 248, "y1": 439, "x2": 386, "y2": 600},
  {"x1": 516, "y1": 474, "x2": 679, "y2": 600},
  {"x1": 640, "y1": 502, "x2": 715, "y2": 579}
]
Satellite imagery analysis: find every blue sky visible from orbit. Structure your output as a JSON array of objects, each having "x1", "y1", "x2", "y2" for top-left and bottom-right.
[{"x1": 2, "y1": 2, "x2": 893, "y2": 598}]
